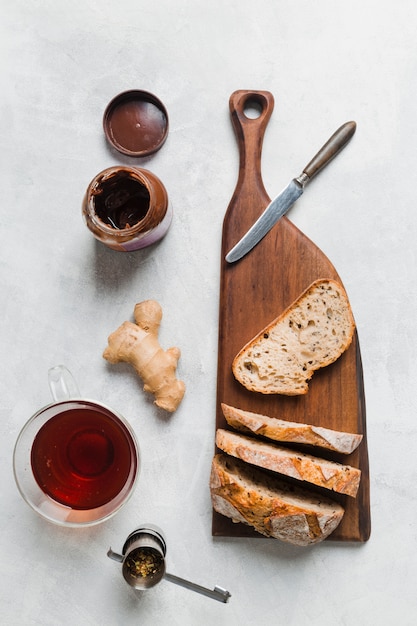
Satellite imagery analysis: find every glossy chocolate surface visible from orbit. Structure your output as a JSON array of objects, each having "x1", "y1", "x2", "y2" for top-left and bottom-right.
[
  {"x1": 82, "y1": 166, "x2": 171, "y2": 251},
  {"x1": 103, "y1": 90, "x2": 168, "y2": 156}
]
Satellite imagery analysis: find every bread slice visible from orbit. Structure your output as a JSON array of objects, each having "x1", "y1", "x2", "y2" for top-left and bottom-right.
[
  {"x1": 216, "y1": 429, "x2": 361, "y2": 497},
  {"x1": 232, "y1": 279, "x2": 355, "y2": 395},
  {"x1": 221, "y1": 403, "x2": 363, "y2": 454},
  {"x1": 210, "y1": 454, "x2": 344, "y2": 545}
]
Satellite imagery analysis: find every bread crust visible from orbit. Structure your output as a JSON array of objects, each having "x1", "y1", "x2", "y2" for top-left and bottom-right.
[
  {"x1": 210, "y1": 454, "x2": 344, "y2": 546},
  {"x1": 216, "y1": 429, "x2": 361, "y2": 497},
  {"x1": 232, "y1": 279, "x2": 355, "y2": 395},
  {"x1": 221, "y1": 403, "x2": 363, "y2": 454}
]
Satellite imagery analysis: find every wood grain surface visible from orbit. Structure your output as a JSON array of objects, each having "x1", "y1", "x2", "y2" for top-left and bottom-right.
[{"x1": 213, "y1": 90, "x2": 371, "y2": 542}]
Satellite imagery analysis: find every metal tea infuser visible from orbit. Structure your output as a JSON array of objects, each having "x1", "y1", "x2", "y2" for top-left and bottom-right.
[{"x1": 107, "y1": 524, "x2": 231, "y2": 603}]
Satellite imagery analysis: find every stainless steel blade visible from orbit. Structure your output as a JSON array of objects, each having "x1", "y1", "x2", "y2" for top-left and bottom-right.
[
  {"x1": 225, "y1": 121, "x2": 356, "y2": 263},
  {"x1": 225, "y1": 179, "x2": 303, "y2": 263}
]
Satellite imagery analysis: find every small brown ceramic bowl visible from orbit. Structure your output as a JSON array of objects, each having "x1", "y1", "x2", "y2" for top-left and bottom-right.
[{"x1": 103, "y1": 90, "x2": 169, "y2": 157}]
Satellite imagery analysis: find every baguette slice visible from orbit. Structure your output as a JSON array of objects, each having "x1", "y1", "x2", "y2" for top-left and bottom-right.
[
  {"x1": 221, "y1": 403, "x2": 363, "y2": 454},
  {"x1": 232, "y1": 279, "x2": 355, "y2": 395},
  {"x1": 210, "y1": 454, "x2": 344, "y2": 546},
  {"x1": 216, "y1": 429, "x2": 361, "y2": 497}
]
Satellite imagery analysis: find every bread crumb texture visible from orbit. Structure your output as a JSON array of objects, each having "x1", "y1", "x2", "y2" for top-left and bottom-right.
[
  {"x1": 232, "y1": 279, "x2": 355, "y2": 395},
  {"x1": 216, "y1": 429, "x2": 361, "y2": 497},
  {"x1": 221, "y1": 403, "x2": 363, "y2": 454},
  {"x1": 210, "y1": 454, "x2": 344, "y2": 546}
]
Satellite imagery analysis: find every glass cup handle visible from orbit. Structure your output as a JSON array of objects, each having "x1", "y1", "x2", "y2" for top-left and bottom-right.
[{"x1": 48, "y1": 365, "x2": 80, "y2": 402}]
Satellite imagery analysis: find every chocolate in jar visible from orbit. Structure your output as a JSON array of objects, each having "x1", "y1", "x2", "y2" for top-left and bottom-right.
[{"x1": 82, "y1": 166, "x2": 172, "y2": 252}]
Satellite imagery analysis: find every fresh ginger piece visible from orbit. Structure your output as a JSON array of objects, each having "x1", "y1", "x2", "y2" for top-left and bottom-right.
[{"x1": 103, "y1": 300, "x2": 185, "y2": 412}]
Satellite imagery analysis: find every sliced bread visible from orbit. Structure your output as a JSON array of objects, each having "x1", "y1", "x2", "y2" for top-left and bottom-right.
[
  {"x1": 221, "y1": 403, "x2": 363, "y2": 454},
  {"x1": 216, "y1": 428, "x2": 361, "y2": 497},
  {"x1": 210, "y1": 454, "x2": 344, "y2": 545},
  {"x1": 232, "y1": 278, "x2": 355, "y2": 395}
]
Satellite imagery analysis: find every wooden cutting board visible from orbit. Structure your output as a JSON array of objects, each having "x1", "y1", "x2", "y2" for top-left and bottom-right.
[{"x1": 213, "y1": 90, "x2": 370, "y2": 542}]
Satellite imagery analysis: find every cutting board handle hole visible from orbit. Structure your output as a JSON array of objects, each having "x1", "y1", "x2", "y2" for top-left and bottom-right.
[{"x1": 243, "y1": 97, "x2": 264, "y2": 119}]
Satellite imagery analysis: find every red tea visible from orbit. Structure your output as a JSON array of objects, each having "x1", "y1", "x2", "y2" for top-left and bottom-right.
[{"x1": 31, "y1": 406, "x2": 137, "y2": 510}]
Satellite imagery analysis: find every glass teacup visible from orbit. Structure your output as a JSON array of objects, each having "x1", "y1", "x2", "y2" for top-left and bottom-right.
[{"x1": 13, "y1": 365, "x2": 140, "y2": 527}]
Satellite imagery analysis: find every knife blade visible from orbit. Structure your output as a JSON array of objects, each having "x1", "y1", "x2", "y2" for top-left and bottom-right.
[{"x1": 225, "y1": 120, "x2": 356, "y2": 263}]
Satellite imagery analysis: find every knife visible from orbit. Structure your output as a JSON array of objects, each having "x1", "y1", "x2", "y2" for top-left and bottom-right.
[{"x1": 225, "y1": 120, "x2": 356, "y2": 263}]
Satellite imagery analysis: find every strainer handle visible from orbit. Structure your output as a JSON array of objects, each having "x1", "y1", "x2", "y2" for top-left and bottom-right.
[
  {"x1": 164, "y1": 572, "x2": 231, "y2": 603},
  {"x1": 107, "y1": 548, "x2": 124, "y2": 563}
]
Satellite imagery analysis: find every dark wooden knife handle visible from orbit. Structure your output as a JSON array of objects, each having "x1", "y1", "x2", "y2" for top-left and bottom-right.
[
  {"x1": 228, "y1": 90, "x2": 274, "y2": 203},
  {"x1": 302, "y1": 120, "x2": 356, "y2": 181}
]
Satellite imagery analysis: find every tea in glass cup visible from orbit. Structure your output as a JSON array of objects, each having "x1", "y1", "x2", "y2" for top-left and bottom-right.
[{"x1": 13, "y1": 366, "x2": 139, "y2": 526}]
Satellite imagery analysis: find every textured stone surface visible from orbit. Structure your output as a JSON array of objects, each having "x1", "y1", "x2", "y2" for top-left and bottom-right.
[{"x1": 1, "y1": 1, "x2": 416, "y2": 624}]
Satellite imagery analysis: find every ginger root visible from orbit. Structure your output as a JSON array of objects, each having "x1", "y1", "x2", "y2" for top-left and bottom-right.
[{"x1": 103, "y1": 300, "x2": 185, "y2": 412}]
